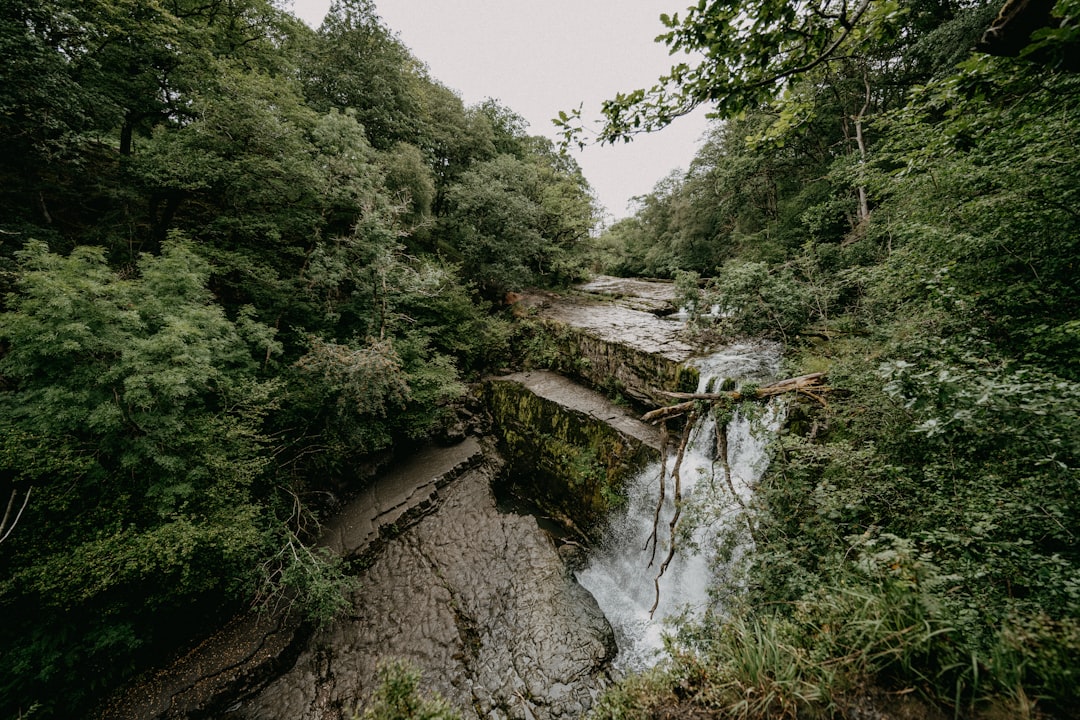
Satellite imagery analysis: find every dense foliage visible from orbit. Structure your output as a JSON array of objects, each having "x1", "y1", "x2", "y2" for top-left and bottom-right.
[
  {"x1": 581, "y1": 0, "x2": 1080, "y2": 717},
  {"x1": 3, "y1": 0, "x2": 1077, "y2": 716},
  {"x1": 0, "y1": 0, "x2": 596, "y2": 715}
]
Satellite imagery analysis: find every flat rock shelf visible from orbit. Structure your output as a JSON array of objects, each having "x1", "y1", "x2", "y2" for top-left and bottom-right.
[{"x1": 235, "y1": 459, "x2": 614, "y2": 720}]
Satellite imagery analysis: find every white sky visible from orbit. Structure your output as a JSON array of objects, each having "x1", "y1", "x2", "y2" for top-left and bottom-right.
[{"x1": 288, "y1": 0, "x2": 711, "y2": 222}]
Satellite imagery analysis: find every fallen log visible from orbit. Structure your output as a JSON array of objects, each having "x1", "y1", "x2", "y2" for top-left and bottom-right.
[
  {"x1": 642, "y1": 372, "x2": 829, "y2": 424},
  {"x1": 640, "y1": 371, "x2": 831, "y2": 612}
]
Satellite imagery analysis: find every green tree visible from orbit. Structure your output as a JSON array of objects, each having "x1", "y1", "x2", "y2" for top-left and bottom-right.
[
  {"x1": 134, "y1": 65, "x2": 394, "y2": 336},
  {"x1": 0, "y1": 238, "x2": 283, "y2": 715},
  {"x1": 558, "y1": 0, "x2": 981, "y2": 144},
  {"x1": 559, "y1": 0, "x2": 1002, "y2": 248},
  {"x1": 0, "y1": 1, "x2": 111, "y2": 164},
  {"x1": 0, "y1": 0, "x2": 313, "y2": 256},
  {"x1": 380, "y1": 141, "x2": 438, "y2": 229},
  {"x1": 417, "y1": 85, "x2": 501, "y2": 218},
  {"x1": 303, "y1": 0, "x2": 422, "y2": 149},
  {"x1": 442, "y1": 151, "x2": 595, "y2": 296},
  {"x1": 475, "y1": 98, "x2": 531, "y2": 157}
]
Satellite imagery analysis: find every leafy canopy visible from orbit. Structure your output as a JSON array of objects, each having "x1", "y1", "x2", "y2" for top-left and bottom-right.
[{"x1": 558, "y1": 0, "x2": 911, "y2": 146}]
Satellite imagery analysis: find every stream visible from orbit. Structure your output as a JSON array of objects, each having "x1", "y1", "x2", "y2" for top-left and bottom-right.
[
  {"x1": 577, "y1": 343, "x2": 783, "y2": 671},
  {"x1": 104, "y1": 284, "x2": 790, "y2": 720}
]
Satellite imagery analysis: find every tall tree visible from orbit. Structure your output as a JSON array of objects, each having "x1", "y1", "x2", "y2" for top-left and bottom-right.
[
  {"x1": 302, "y1": 0, "x2": 422, "y2": 149},
  {"x1": 0, "y1": 239, "x2": 282, "y2": 716},
  {"x1": 442, "y1": 148, "x2": 595, "y2": 296}
]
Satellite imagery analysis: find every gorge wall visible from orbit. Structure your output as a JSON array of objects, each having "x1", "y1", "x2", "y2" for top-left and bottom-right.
[{"x1": 485, "y1": 370, "x2": 662, "y2": 534}]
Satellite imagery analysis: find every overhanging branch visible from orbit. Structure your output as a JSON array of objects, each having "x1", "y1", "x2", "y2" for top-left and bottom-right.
[{"x1": 642, "y1": 372, "x2": 830, "y2": 424}]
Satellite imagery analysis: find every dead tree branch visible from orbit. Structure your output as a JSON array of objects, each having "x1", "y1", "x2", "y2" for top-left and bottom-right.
[
  {"x1": 0, "y1": 487, "x2": 32, "y2": 545},
  {"x1": 639, "y1": 372, "x2": 831, "y2": 613},
  {"x1": 715, "y1": 419, "x2": 744, "y2": 511},
  {"x1": 649, "y1": 409, "x2": 698, "y2": 618},
  {"x1": 644, "y1": 421, "x2": 670, "y2": 565},
  {"x1": 642, "y1": 372, "x2": 830, "y2": 425}
]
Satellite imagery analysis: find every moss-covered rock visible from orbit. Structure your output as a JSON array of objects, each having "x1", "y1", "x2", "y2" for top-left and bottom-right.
[
  {"x1": 514, "y1": 288, "x2": 701, "y2": 407},
  {"x1": 485, "y1": 371, "x2": 664, "y2": 534},
  {"x1": 537, "y1": 320, "x2": 699, "y2": 405}
]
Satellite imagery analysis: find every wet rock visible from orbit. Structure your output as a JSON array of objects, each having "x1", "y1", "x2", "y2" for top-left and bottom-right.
[
  {"x1": 557, "y1": 543, "x2": 588, "y2": 573},
  {"x1": 485, "y1": 371, "x2": 662, "y2": 533},
  {"x1": 97, "y1": 610, "x2": 309, "y2": 720},
  {"x1": 234, "y1": 466, "x2": 614, "y2": 720},
  {"x1": 437, "y1": 420, "x2": 468, "y2": 445},
  {"x1": 520, "y1": 285, "x2": 699, "y2": 405},
  {"x1": 105, "y1": 436, "x2": 617, "y2": 720},
  {"x1": 320, "y1": 438, "x2": 482, "y2": 558},
  {"x1": 541, "y1": 295, "x2": 696, "y2": 364},
  {"x1": 578, "y1": 275, "x2": 677, "y2": 298},
  {"x1": 102, "y1": 440, "x2": 486, "y2": 720},
  {"x1": 577, "y1": 275, "x2": 682, "y2": 316}
]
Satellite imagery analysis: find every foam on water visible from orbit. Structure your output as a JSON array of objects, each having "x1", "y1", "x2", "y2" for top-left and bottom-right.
[{"x1": 576, "y1": 343, "x2": 784, "y2": 670}]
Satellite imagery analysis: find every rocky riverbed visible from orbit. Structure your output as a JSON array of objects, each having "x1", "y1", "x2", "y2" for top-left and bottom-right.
[
  {"x1": 103, "y1": 276, "x2": 707, "y2": 720},
  {"x1": 236, "y1": 454, "x2": 614, "y2": 720}
]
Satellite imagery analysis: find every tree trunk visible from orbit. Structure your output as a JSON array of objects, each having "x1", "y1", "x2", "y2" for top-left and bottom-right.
[
  {"x1": 853, "y1": 68, "x2": 872, "y2": 223},
  {"x1": 120, "y1": 118, "x2": 134, "y2": 156},
  {"x1": 642, "y1": 372, "x2": 829, "y2": 424},
  {"x1": 151, "y1": 191, "x2": 182, "y2": 244}
]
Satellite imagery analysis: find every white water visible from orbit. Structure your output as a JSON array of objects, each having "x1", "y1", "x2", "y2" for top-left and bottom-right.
[{"x1": 576, "y1": 343, "x2": 784, "y2": 670}]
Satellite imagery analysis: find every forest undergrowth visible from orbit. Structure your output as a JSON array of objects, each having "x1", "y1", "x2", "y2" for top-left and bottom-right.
[{"x1": 582, "y1": 2, "x2": 1080, "y2": 715}]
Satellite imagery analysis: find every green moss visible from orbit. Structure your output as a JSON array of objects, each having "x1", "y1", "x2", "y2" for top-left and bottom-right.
[
  {"x1": 484, "y1": 379, "x2": 659, "y2": 533},
  {"x1": 520, "y1": 319, "x2": 697, "y2": 405}
]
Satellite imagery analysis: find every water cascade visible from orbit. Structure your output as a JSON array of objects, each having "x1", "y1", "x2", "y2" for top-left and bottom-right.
[{"x1": 576, "y1": 343, "x2": 784, "y2": 670}]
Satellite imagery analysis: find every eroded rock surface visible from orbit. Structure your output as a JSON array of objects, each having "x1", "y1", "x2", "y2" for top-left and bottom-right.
[
  {"x1": 235, "y1": 463, "x2": 614, "y2": 720},
  {"x1": 538, "y1": 295, "x2": 694, "y2": 364},
  {"x1": 577, "y1": 275, "x2": 680, "y2": 315},
  {"x1": 102, "y1": 439, "x2": 486, "y2": 720},
  {"x1": 320, "y1": 438, "x2": 484, "y2": 557},
  {"x1": 486, "y1": 371, "x2": 662, "y2": 532},
  {"x1": 520, "y1": 280, "x2": 699, "y2": 404}
]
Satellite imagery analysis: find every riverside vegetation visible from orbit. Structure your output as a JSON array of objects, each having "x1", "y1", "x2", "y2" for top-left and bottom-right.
[
  {"x1": 570, "y1": 1, "x2": 1080, "y2": 718},
  {"x1": 1, "y1": 0, "x2": 1077, "y2": 718},
  {"x1": 0, "y1": 1, "x2": 595, "y2": 715}
]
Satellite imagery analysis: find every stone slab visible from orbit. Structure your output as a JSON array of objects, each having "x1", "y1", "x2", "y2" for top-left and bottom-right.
[
  {"x1": 320, "y1": 437, "x2": 482, "y2": 557},
  {"x1": 234, "y1": 468, "x2": 614, "y2": 720},
  {"x1": 537, "y1": 295, "x2": 695, "y2": 364},
  {"x1": 494, "y1": 371, "x2": 662, "y2": 451},
  {"x1": 101, "y1": 438, "x2": 486, "y2": 720}
]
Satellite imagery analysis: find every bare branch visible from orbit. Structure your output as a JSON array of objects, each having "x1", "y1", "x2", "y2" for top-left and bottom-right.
[
  {"x1": 715, "y1": 418, "x2": 745, "y2": 512},
  {"x1": 642, "y1": 373, "x2": 830, "y2": 424},
  {"x1": 642, "y1": 400, "x2": 700, "y2": 424},
  {"x1": 649, "y1": 410, "x2": 698, "y2": 618},
  {"x1": 644, "y1": 422, "x2": 670, "y2": 566},
  {"x1": 0, "y1": 487, "x2": 33, "y2": 545}
]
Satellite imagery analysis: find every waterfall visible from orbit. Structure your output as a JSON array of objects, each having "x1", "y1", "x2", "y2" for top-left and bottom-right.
[{"x1": 576, "y1": 343, "x2": 784, "y2": 671}]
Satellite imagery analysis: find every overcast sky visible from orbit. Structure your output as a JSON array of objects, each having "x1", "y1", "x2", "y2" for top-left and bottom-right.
[{"x1": 288, "y1": 0, "x2": 711, "y2": 222}]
